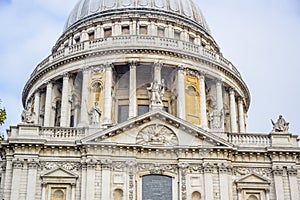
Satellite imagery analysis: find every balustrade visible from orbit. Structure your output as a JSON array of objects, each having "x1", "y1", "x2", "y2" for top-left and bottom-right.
[
  {"x1": 31, "y1": 35, "x2": 240, "y2": 78},
  {"x1": 228, "y1": 133, "x2": 270, "y2": 146},
  {"x1": 40, "y1": 127, "x2": 86, "y2": 140}
]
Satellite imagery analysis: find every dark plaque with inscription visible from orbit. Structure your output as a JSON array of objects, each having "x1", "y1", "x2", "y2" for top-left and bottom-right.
[{"x1": 142, "y1": 175, "x2": 172, "y2": 200}]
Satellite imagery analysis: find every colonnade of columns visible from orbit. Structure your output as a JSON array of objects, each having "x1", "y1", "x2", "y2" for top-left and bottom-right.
[{"x1": 30, "y1": 62, "x2": 246, "y2": 132}]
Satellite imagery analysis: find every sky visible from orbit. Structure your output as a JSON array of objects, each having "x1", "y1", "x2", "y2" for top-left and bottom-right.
[{"x1": 0, "y1": 0, "x2": 299, "y2": 135}]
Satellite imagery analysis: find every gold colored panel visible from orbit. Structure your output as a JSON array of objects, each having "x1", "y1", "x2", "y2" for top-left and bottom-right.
[{"x1": 185, "y1": 74, "x2": 200, "y2": 125}]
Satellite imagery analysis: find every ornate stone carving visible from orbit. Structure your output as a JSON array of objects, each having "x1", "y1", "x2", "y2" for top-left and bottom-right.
[
  {"x1": 21, "y1": 107, "x2": 35, "y2": 124},
  {"x1": 271, "y1": 115, "x2": 289, "y2": 132},
  {"x1": 234, "y1": 167, "x2": 272, "y2": 178},
  {"x1": 40, "y1": 162, "x2": 81, "y2": 171},
  {"x1": 138, "y1": 163, "x2": 177, "y2": 174},
  {"x1": 136, "y1": 124, "x2": 178, "y2": 146},
  {"x1": 147, "y1": 79, "x2": 165, "y2": 107},
  {"x1": 208, "y1": 102, "x2": 223, "y2": 129},
  {"x1": 100, "y1": 159, "x2": 112, "y2": 169},
  {"x1": 88, "y1": 102, "x2": 102, "y2": 125},
  {"x1": 12, "y1": 159, "x2": 23, "y2": 169},
  {"x1": 91, "y1": 65, "x2": 104, "y2": 74},
  {"x1": 203, "y1": 162, "x2": 214, "y2": 173}
]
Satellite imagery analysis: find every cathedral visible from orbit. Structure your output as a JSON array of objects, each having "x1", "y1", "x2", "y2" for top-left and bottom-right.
[{"x1": 1, "y1": 0, "x2": 300, "y2": 200}]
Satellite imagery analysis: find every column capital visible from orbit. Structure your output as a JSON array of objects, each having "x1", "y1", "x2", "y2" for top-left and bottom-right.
[
  {"x1": 129, "y1": 60, "x2": 137, "y2": 69},
  {"x1": 82, "y1": 66, "x2": 91, "y2": 73},
  {"x1": 105, "y1": 63, "x2": 113, "y2": 70},
  {"x1": 154, "y1": 61, "x2": 163, "y2": 69},
  {"x1": 215, "y1": 78, "x2": 223, "y2": 85},
  {"x1": 12, "y1": 159, "x2": 24, "y2": 169},
  {"x1": 197, "y1": 70, "x2": 206, "y2": 78},
  {"x1": 238, "y1": 96, "x2": 244, "y2": 103},
  {"x1": 229, "y1": 88, "x2": 236, "y2": 95},
  {"x1": 28, "y1": 160, "x2": 39, "y2": 169},
  {"x1": 45, "y1": 80, "x2": 54, "y2": 87},
  {"x1": 177, "y1": 65, "x2": 186, "y2": 72}
]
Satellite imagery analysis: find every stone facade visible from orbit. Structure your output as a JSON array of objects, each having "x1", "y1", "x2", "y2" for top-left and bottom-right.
[{"x1": 1, "y1": 0, "x2": 300, "y2": 200}]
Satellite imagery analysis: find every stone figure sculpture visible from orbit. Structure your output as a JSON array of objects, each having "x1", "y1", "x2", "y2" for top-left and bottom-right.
[
  {"x1": 271, "y1": 115, "x2": 289, "y2": 132},
  {"x1": 88, "y1": 102, "x2": 101, "y2": 125},
  {"x1": 209, "y1": 107, "x2": 223, "y2": 129},
  {"x1": 147, "y1": 79, "x2": 165, "y2": 105},
  {"x1": 21, "y1": 107, "x2": 35, "y2": 124}
]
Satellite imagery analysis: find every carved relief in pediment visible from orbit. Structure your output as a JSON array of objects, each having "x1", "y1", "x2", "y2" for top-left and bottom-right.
[{"x1": 136, "y1": 124, "x2": 178, "y2": 146}]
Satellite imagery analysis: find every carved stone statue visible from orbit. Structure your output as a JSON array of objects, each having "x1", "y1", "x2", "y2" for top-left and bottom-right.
[
  {"x1": 209, "y1": 107, "x2": 223, "y2": 129},
  {"x1": 21, "y1": 107, "x2": 35, "y2": 124},
  {"x1": 147, "y1": 79, "x2": 165, "y2": 105},
  {"x1": 271, "y1": 115, "x2": 289, "y2": 132},
  {"x1": 88, "y1": 102, "x2": 101, "y2": 125}
]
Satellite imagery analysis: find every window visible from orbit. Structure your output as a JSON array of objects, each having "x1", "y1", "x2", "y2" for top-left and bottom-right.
[
  {"x1": 142, "y1": 175, "x2": 172, "y2": 200},
  {"x1": 138, "y1": 105, "x2": 149, "y2": 116},
  {"x1": 174, "y1": 31, "x2": 181, "y2": 39},
  {"x1": 92, "y1": 82, "x2": 102, "y2": 102},
  {"x1": 104, "y1": 27, "x2": 112, "y2": 37},
  {"x1": 51, "y1": 188, "x2": 66, "y2": 200},
  {"x1": 192, "y1": 191, "x2": 201, "y2": 200},
  {"x1": 113, "y1": 189, "x2": 123, "y2": 200},
  {"x1": 88, "y1": 31, "x2": 95, "y2": 40},
  {"x1": 189, "y1": 35, "x2": 195, "y2": 43},
  {"x1": 118, "y1": 105, "x2": 129, "y2": 123},
  {"x1": 158, "y1": 27, "x2": 165, "y2": 37},
  {"x1": 122, "y1": 25, "x2": 130, "y2": 35},
  {"x1": 74, "y1": 37, "x2": 80, "y2": 44},
  {"x1": 139, "y1": 25, "x2": 148, "y2": 35}
]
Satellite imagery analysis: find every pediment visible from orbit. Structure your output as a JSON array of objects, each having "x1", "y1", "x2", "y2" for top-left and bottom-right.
[
  {"x1": 41, "y1": 167, "x2": 78, "y2": 179},
  {"x1": 236, "y1": 173, "x2": 270, "y2": 184},
  {"x1": 82, "y1": 110, "x2": 233, "y2": 148}
]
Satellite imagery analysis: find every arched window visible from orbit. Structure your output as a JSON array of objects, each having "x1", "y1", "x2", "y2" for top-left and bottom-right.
[
  {"x1": 51, "y1": 189, "x2": 65, "y2": 200},
  {"x1": 247, "y1": 194, "x2": 259, "y2": 200},
  {"x1": 192, "y1": 191, "x2": 201, "y2": 200},
  {"x1": 113, "y1": 189, "x2": 123, "y2": 200}
]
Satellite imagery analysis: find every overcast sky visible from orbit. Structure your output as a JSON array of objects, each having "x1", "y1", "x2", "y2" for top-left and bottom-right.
[{"x1": 0, "y1": 0, "x2": 299, "y2": 135}]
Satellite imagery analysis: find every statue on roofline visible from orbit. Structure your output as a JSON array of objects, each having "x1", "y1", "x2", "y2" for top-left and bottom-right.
[{"x1": 271, "y1": 115, "x2": 289, "y2": 132}]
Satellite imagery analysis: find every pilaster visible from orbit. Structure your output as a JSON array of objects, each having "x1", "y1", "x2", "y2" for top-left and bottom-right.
[
  {"x1": 154, "y1": 61, "x2": 162, "y2": 83},
  {"x1": 100, "y1": 159, "x2": 112, "y2": 200},
  {"x1": 80, "y1": 163, "x2": 87, "y2": 200},
  {"x1": 26, "y1": 160, "x2": 39, "y2": 200},
  {"x1": 287, "y1": 166, "x2": 299, "y2": 200},
  {"x1": 86, "y1": 159, "x2": 97, "y2": 200},
  {"x1": 203, "y1": 162, "x2": 214, "y2": 200},
  {"x1": 273, "y1": 166, "x2": 284, "y2": 200},
  {"x1": 3, "y1": 158, "x2": 12, "y2": 200},
  {"x1": 218, "y1": 163, "x2": 231, "y2": 200},
  {"x1": 10, "y1": 159, "x2": 23, "y2": 200}
]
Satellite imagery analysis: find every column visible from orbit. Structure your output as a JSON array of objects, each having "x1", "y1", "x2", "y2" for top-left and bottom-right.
[
  {"x1": 101, "y1": 160, "x2": 112, "y2": 200},
  {"x1": 273, "y1": 166, "x2": 284, "y2": 200},
  {"x1": 41, "y1": 182, "x2": 46, "y2": 200},
  {"x1": 203, "y1": 162, "x2": 214, "y2": 200},
  {"x1": 44, "y1": 82, "x2": 53, "y2": 126},
  {"x1": 103, "y1": 64, "x2": 113, "y2": 123},
  {"x1": 86, "y1": 161, "x2": 96, "y2": 200},
  {"x1": 80, "y1": 67, "x2": 89, "y2": 127},
  {"x1": 177, "y1": 66, "x2": 185, "y2": 119},
  {"x1": 199, "y1": 74, "x2": 207, "y2": 128},
  {"x1": 80, "y1": 164, "x2": 87, "y2": 200},
  {"x1": 238, "y1": 97, "x2": 246, "y2": 133},
  {"x1": 229, "y1": 89, "x2": 237, "y2": 132},
  {"x1": 60, "y1": 73, "x2": 70, "y2": 127},
  {"x1": 33, "y1": 90, "x2": 41, "y2": 124},
  {"x1": 216, "y1": 80, "x2": 224, "y2": 129},
  {"x1": 26, "y1": 161, "x2": 38, "y2": 200},
  {"x1": 129, "y1": 61, "x2": 137, "y2": 118},
  {"x1": 71, "y1": 183, "x2": 76, "y2": 200},
  {"x1": 10, "y1": 160, "x2": 23, "y2": 200},
  {"x1": 288, "y1": 167, "x2": 299, "y2": 200},
  {"x1": 218, "y1": 164, "x2": 229, "y2": 200},
  {"x1": 154, "y1": 61, "x2": 162, "y2": 83}
]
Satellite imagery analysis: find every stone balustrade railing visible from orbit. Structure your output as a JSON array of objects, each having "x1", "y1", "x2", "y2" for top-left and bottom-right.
[
  {"x1": 40, "y1": 127, "x2": 86, "y2": 140},
  {"x1": 228, "y1": 133, "x2": 270, "y2": 147},
  {"x1": 31, "y1": 35, "x2": 241, "y2": 78}
]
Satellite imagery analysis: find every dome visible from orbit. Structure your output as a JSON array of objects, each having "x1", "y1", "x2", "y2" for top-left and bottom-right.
[{"x1": 64, "y1": 0, "x2": 211, "y2": 34}]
